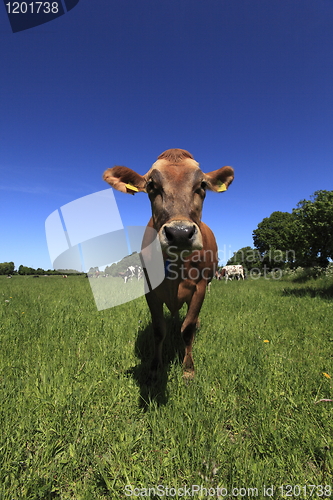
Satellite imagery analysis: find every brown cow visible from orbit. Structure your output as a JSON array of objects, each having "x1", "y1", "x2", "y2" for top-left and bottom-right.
[{"x1": 103, "y1": 149, "x2": 234, "y2": 382}]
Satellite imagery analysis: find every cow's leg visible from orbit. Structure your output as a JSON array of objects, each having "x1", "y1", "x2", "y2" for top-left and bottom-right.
[
  {"x1": 145, "y1": 292, "x2": 166, "y2": 383},
  {"x1": 181, "y1": 282, "x2": 206, "y2": 380}
]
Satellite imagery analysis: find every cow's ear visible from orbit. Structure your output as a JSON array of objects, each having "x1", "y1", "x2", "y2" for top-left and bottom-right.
[
  {"x1": 103, "y1": 166, "x2": 146, "y2": 195},
  {"x1": 204, "y1": 166, "x2": 234, "y2": 193}
]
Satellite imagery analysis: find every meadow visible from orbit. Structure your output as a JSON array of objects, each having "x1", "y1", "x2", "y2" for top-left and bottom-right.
[{"x1": 0, "y1": 274, "x2": 332, "y2": 499}]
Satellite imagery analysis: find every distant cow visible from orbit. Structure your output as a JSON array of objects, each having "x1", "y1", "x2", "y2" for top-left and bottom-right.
[
  {"x1": 103, "y1": 148, "x2": 234, "y2": 381},
  {"x1": 136, "y1": 265, "x2": 144, "y2": 280},
  {"x1": 131, "y1": 265, "x2": 143, "y2": 280},
  {"x1": 222, "y1": 265, "x2": 244, "y2": 281},
  {"x1": 119, "y1": 266, "x2": 135, "y2": 283},
  {"x1": 62, "y1": 275, "x2": 68, "y2": 278},
  {"x1": 119, "y1": 265, "x2": 143, "y2": 283}
]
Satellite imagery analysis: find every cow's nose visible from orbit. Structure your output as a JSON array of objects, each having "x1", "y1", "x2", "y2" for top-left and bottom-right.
[{"x1": 163, "y1": 223, "x2": 197, "y2": 246}]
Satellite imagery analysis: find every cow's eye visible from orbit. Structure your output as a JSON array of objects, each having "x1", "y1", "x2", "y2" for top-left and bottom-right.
[
  {"x1": 195, "y1": 181, "x2": 207, "y2": 194},
  {"x1": 146, "y1": 179, "x2": 162, "y2": 196}
]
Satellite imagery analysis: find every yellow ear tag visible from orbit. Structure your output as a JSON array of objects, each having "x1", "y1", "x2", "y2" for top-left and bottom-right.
[
  {"x1": 217, "y1": 182, "x2": 227, "y2": 192},
  {"x1": 125, "y1": 183, "x2": 139, "y2": 193}
]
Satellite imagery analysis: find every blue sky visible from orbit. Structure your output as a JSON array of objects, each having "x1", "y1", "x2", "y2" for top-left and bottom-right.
[{"x1": 1, "y1": 0, "x2": 333, "y2": 271}]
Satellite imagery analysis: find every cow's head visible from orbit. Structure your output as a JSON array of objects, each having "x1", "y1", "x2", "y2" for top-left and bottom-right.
[{"x1": 103, "y1": 149, "x2": 234, "y2": 255}]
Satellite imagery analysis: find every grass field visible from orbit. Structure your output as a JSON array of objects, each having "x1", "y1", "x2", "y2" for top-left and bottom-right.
[{"x1": 0, "y1": 275, "x2": 332, "y2": 499}]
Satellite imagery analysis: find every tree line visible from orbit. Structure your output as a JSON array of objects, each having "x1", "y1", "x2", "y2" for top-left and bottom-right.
[
  {"x1": 227, "y1": 190, "x2": 333, "y2": 270},
  {"x1": 88, "y1": 252, "x2": 141, "y2": 277},
  {"x1": 0, "y1": 252, "x2": 142, "y2": 277},
  {"x1": 0, "y1": 262, "x2": 84, "y2": 275}
]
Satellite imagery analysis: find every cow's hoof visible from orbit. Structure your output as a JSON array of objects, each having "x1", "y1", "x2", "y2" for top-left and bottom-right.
[{"x1": 183, "y1": 369, "x2": 195, "y2": 382}]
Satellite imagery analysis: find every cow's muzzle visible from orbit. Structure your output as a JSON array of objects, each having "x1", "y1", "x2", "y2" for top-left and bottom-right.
[{"x1": 159, "y1": 220, "x2": 203, "y2": 254}]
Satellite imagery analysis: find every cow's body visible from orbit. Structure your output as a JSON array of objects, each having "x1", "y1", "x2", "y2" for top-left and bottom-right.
[
  {"x1": 103, "y1": 149, "x2": 234, "y2": 381},
  {"x1": 118, "y1": 265, "x2": 135, "y2": 283},
  {"x1": 222, "y1": 264, "x2": 244, "y2": 281},
  {"x1": 119, "y1": 265, "x2": 143, "y2": 283}
]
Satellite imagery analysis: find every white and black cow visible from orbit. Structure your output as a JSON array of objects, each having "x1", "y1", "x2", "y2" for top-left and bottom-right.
[
  {"x1": 222, "y1": 265, "x2": 244, "y2": 281},
  {"x1": 119, "y1": 265, "x2": 143, "y2": 283}
]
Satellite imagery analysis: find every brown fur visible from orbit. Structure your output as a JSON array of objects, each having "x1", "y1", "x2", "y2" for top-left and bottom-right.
[
  {"x1": 103, "y1": 150, "x2": 234, "y2": 382},
  {"x1": 157, "y1": 148, "x2": 194, "y2": 163}
]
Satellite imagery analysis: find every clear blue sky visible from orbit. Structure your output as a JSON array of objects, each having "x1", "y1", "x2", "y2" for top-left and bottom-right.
[{"x1": 1, "y1": 0, "x2": 333, "y2": 271}]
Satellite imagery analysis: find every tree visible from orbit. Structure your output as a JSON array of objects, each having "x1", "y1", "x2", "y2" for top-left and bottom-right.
[
  {"x1": 88, "y1": 266, "x2": 100, "y2": 274},
  {"x1": 253, "y1": 211, "x2": 296, "y2": 255},
  {"x1": 104, "y1": 252, "x2": 142, "y2": 277},
  {"x1": 253, "y1": 191, "x2": 333, "y2": 269},
  {"x1": 105, "y1": 263, "x2": 118, "y2": 276},
  {"x1": 18, "y1": 265, "x2": 36, "y2": 275},
  {"x1": 226, "y1": 246, "x2": 261, "y2": 270},
  {"x1": 253, "y1": 211, "x2": 296, "y2": 267},
  {"x1": 0, "y1": 262, "x2": 15, "y2": 275},
  {"x1": 292, "y1": 190, "x2": 333, "y2": 267}
]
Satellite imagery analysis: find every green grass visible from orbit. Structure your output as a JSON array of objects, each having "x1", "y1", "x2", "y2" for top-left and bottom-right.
[{"x1": 0, "y1": 275, "x2": 332, "y2": 499}]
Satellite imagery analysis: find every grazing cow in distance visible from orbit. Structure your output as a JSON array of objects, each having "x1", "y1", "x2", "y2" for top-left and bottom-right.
[
  {"x1": 137, "y1": 266, "x2": 144, "y2": 280},
  {"x1": 118, "y1": 270, "x2": 128, "y2": 282},
  {"x1": 222, "y1": 265, "x2": 244, "y2": 281},
  {"x1": 131, "y1": 265, "x2": 143, "y2": 281},
  {"x1": 118, "y1": 265, "x2": 143, "y2": 283},
  {"x1": 118, "y1": 265, "x2": 136, "y2": 283},
  {"x1": 103, "y1": 148, "x2": 234, "y2": 382}
]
